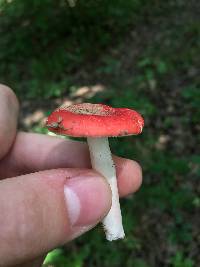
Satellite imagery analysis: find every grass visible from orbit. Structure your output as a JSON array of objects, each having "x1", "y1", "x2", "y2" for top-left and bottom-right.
[{"x1": 0, "y1": 0, "x2": 199, "y2": 266}]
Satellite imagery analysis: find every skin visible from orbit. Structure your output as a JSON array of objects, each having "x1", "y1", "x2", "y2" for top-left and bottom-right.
[{"x1": 0, "y1": 84, "x2": 142, "y2": 267}]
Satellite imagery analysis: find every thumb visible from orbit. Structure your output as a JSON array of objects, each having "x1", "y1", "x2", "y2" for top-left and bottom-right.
[{"x1": 0, "y1": 169, "x2": 111, "y2": 266}]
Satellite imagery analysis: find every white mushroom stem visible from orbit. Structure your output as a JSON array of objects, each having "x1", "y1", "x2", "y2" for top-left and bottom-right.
[{"x1": 87, "y1": 137, "x2": 125, "y2": 241}]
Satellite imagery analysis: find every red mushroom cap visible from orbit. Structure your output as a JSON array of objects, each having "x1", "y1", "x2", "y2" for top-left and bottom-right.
[{"x1": 46, "y1": 103, "x2": 144, "y2": 137}]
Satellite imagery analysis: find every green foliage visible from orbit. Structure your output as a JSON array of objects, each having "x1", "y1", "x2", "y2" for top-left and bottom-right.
[
  {"x1": 0, "y1": 0, "x2": 199, "y2": 266},
  {"x1": 170, "y1": 252, "x2": 194, "y2": 267},
  {"x1": 44, "y1": 247, "x2": 89, "y2": 267},
  {"x1": 181, "y1": 85, "x2": 200, "y2": 123},
  {"x1": 129, "y1": 259, "x2": 151, "y2": 267},
  {"x1": 0, "y1": 0, "x2": 146, "y2": 99}
]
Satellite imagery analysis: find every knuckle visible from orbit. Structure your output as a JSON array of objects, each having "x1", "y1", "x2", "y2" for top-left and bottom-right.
[
  {"x1": 0, "y1": 84, "x2": 19, "y2": 111},
  {"x1": 17, "y1": 191, "x2": 44, "y2": 244},
  {"x1": 4, "y1": 190, "x2": 44, "y2": 256},
  {"x1": 0, "y1": 84, "x2": 20, "y2": 159}
]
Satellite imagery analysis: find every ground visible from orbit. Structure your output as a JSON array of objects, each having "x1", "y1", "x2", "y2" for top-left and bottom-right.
[{"x1": 0, "y1": 0, "x2": 200, "y2": 266}]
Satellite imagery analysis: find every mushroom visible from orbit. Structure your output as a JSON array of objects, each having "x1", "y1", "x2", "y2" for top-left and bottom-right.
[{"x1": 46, "y1": 103, "x2": 144, "y2": 241}]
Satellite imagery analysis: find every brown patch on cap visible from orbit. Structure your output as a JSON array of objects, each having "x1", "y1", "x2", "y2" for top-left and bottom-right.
[{"x1": 58, "y1": 103, "x2": 114, "y2": 116}]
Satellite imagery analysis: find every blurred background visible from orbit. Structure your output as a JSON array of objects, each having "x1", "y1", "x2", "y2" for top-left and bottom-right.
[{"x1": 0, "y1": 0, "x2": 200, "y2": 266}]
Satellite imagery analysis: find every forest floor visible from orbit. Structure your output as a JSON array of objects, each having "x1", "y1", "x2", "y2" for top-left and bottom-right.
[{"x1": 0, "y1": 0, "x2": 200, "y2": 266}]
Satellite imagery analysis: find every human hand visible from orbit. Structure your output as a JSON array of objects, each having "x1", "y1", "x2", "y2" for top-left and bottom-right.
[{"x1": 0, "y1": 84, "x2": 142, "y2": 267}]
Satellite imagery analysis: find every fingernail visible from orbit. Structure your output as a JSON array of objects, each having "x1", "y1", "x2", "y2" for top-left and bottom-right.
[
  {"x1": 64, "y1": 174, "x2": 111, "y2": 227},
  {"x1": 64, "y1": 186, "x2": 81, "y2": 225}
]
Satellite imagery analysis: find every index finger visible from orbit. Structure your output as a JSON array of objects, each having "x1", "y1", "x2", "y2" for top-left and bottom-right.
[{"x1": 0, "y1": 132, "x2": 142, "y2": 196}]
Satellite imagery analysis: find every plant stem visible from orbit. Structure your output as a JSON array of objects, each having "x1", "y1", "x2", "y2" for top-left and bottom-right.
[{"x1": 87, "y1": 137, "x2": 125, "y2": 241}]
